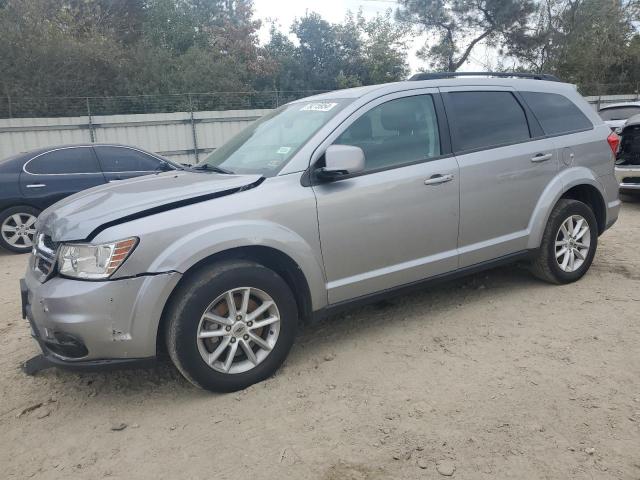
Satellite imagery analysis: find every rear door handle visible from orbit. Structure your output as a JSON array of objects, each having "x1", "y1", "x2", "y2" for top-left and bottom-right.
[
  {"x1": 424, "y1": 173, "x2": 454, "y2": 185},
  {"x1": 26, "y1": 183, "x2": 46, "y2": 188},
  {"x1": 531, "y1": 153, "x2": 553, "y2": 163}
]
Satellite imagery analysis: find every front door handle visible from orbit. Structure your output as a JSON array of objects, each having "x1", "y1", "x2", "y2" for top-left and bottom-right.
[
  {"x1": 26, "y1": 183, "x2": 46, "y2": 188},
  {"x1": 424, "y1": 173, "x2": 454, "y2": 185},
  {"x1": 531, "y1": 153, "x2": 553, "y2": 163}
]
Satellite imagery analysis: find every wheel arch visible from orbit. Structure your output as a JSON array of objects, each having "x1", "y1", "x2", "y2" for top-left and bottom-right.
[
  {"x1": 559, "y1": 184, "x2": 606, "y2": 235},
  {"x1": 156, "y1": 245, "x2": 314, "y2": 356},
  {"x1": 527, "y1": 168, "x2": 607, "y2": 249}
]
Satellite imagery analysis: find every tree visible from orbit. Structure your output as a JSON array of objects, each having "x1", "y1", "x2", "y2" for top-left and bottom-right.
[
  {"x1": 260, "y1": 10, "x2": 410, "y2": 93},
  {"x1": 506, "y1": 0, "x2": 640, "y2": 93},
  {"x1": 357, "y1": 10, "x2": 411, "y2": 84},
  {"x1": 396, "y1": 0, "x2": 535, "y2": 71}
]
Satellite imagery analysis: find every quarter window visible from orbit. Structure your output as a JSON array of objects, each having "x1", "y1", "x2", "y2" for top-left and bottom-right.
[
  {"x1": 26, "y1": 148, "x2": 100, "y2": 174},
  {"x1": 334, "y1": 95, "x2": 441, "y2": 172},
  {"x1": 522, "y1": 92, "x2": 593, "y2": 135},
  {"x1": 95, "y1": 146, "x2": 161, "y2": 172},
  {"x1": 446, "y1": 91, "x2": 531, "y2": 152}
]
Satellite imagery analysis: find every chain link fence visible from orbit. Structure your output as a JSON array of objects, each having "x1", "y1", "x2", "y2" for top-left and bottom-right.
[
  {"x1": 0, "y1": 90, "x2": 330, "y2": 119},
  {"x1": 1, "y1": 83, "x2": 639, "y2": 119}
]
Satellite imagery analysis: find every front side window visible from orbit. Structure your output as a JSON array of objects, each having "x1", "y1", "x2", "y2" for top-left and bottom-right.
[
  {"x1": 95, "y1": 146, "x2": 161, "y2": 172},
  {"x1": 200, "y1": 99, "x2": 352, "y2": 176},
  {"x1": 26, "y1": 148, "x2": 100, "y2": 174},
  {"x1": 522, "y1": 92, "x2": 593, "y2": 135},
  {"x1": 446, "y1": 91, "x2": 531, "y2": 152},
  {"x1": 334, "y1": 95, "x2": 441, "y2": 172},
  {"x1": 598, "y1": 106, "x2": 640, "y2": 122}
]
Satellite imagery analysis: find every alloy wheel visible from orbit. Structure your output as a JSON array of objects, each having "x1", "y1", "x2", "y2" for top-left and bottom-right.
[
  {"x1": 555, "y1": 214, "x2": 591, "y2": 273},
  {"x1": 196, "y1": 287, "x2": 281, "y2": 374},
  {"x1": 1, "y1": 213, "x2": 37, "y2": 248}
]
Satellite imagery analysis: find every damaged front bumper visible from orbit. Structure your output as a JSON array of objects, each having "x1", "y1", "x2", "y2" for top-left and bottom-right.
[{"x1": 21, "y1": 266, "x2": 182, "y2": 368}]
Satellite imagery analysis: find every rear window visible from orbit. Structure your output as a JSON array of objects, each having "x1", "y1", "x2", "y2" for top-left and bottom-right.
[
  {"x1": 446, "y1": 91, "x2": 531, "y2": 152},
  {"x1": 94, "y1": 146, "x2": 161, "y2": 172},
  {"x1": 25, "y1": 147, "x2": 101, "y2": 174},
  {"x1": 521, "y1": 92, "x2": 592, "y2": 135},
  {"x1": 599, "y1": 106, "x2": 640, "y2": 122}
]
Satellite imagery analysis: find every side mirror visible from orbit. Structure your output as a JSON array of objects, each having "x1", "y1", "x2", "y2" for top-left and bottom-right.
[{"x1": 317, "y1": 145, "x2": 365, "y2": 180}]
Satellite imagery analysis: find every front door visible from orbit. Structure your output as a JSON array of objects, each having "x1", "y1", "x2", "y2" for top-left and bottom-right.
[
  {"x1": 20, "y1": 146, "x2": 106, "y2": 208},
  {"x1": 312, "y1": 91, "x2": 460, "y2": 304}
]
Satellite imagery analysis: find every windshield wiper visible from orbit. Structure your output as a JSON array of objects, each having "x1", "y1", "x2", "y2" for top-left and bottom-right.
[{"x1": 192, "y1": 164, "x2": 235, "y2": 174}]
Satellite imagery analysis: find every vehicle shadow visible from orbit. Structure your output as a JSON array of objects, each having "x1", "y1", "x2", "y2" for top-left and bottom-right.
[
  {"x1": 620, "y1": 192, "x2": 640, "y2": 205},
  {"x1": 22, "y1": 263, "x2": 544, "y2": 400}
]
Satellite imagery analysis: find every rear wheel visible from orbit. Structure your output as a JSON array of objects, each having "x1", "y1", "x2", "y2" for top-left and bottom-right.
[
  {"x1": 530, "y1": 199, "x2": 598, "y2": 284},
  {"x1": 0, "y1": 206, "x2": 40, "y2": 253},
  {"x1": 165, "y1": 260, "x2": 297, "y2": 392}
]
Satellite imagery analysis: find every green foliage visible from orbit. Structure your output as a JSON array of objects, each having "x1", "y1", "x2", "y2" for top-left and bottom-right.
[
  {"x1": 396, "y1": 0, "x2": 535, "y2": 71},
  {"x1": 0, "y1": 0, "x2": 410, "y2": 114},
  {"x1": 506, "y1": 0, "x2": 640, "y2": 93},
  {"x1": 1, "y1": 0, "x2": 637, "y2": 116},
  {"x1": 262, "y1": 9, "x2": 409, "y2": 92}
]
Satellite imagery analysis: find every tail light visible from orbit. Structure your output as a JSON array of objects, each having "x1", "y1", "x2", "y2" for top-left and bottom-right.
[{"x1": 607, "y1": 132, "x2": 620, "y2": 156}]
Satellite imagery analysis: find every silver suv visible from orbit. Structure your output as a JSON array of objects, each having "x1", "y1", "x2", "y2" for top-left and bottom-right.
[{"x1": 21, "y1": 73, "x2": 621, "y2": 392}]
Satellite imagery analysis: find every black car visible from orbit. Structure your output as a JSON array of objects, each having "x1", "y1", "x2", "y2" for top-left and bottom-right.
[{"x1": 0, "y1": 144, "x2": 181, "y2": 253}]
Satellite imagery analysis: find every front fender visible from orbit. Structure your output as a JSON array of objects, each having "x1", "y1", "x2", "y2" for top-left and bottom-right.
[
  {"x1": 526, "y1": 167, "x2": 605, "y2": 249},
  {"x1": 147, "y1": 219, "x2": 328, "y2": 311}
]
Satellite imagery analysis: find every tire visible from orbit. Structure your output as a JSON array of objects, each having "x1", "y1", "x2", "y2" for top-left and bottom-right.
[
  {"x1": 530, "y1": 199, "x2": 598, "y2": 284},
  {"x1": 0, "y1": 205, "x2": 40, "y2": 254},
  {"x1": 165, "y1": 260, "x2": 298, "y2": 392}
]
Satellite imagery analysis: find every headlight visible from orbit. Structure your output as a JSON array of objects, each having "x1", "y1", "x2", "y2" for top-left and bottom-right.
[{"x1": 58, "y1": 237, "x2": 138, "y2": 279}]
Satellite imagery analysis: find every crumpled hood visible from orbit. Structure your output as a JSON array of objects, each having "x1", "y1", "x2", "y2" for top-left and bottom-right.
[{"x1": 37, "y1": 170, "x2": 262, "y2": 241}]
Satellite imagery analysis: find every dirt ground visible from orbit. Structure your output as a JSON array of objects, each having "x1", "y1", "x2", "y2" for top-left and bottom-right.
[{"x1": 1, "y1": 197, "x2": 639, "y2": 480}]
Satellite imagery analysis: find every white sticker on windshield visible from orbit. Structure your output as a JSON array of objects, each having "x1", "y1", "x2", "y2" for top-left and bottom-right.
[
  {"x1": 300, "y1": 102, "x2": 338, "y2": 112},
  {"x1": 277, "y1": 146, "x2": 291, "y2": 155}
]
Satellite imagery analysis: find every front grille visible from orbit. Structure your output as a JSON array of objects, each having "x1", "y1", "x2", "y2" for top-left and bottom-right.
[
  {"x1": 42, "y1": 235, "x2": 57, "y2": 251},
  {"x1": 37, "y1": 256, "x2": 54, "y2": 275},
  {"x1": 33, "y1": 233, "x2": 58, "y2": 280}
]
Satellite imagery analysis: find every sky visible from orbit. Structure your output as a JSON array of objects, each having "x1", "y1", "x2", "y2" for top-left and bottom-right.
[{"x1": 252, "y1": 0, "x2": 491, "y2": 74}]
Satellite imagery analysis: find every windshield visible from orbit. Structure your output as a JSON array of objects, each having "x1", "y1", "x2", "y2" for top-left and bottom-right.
[
  {"x1": 599, "y1": 106, "x2": 640, "y2": 121},
  {"x1": 198, "y1": 99, "x2": 352, "y2": 176}
]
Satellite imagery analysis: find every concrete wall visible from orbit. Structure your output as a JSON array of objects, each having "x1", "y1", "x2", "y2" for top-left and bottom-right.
[{"x1": 0, "y1": 109, "x2": 272, "y2": 164}]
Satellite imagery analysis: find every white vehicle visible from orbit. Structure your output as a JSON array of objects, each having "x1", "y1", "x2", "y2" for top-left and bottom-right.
[{"x1": 598, "y1": 102, "x2": 640, "y2": 131}]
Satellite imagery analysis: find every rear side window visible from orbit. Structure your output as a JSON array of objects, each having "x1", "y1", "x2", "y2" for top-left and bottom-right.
[
  {"x1": 446, "y1": 91, "x2": 530, "y2": 152},
  {"x1": 521, "y1": 92, "x2": 592, "y2": 135},
  {"x1": 335, "y1": 94, "x2": 441, "y2": 172},
  {"x1": 599, "y1": 106, "x2": 640, "y2": 122},
  {"x1": 95, "y1": 146, "x2": 161, "y2": 172},
  {"x1": 26, "y1": 148, "x2": 100, "y2": 174}
]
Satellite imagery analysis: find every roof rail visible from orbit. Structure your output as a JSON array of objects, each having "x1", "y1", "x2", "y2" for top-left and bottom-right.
[{"x1": 408, "y1": 71, "x2": 561, "y2": 82}]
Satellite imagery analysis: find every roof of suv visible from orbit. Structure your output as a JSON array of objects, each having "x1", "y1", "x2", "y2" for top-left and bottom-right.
[{"x1": 295, "y1": 76, "x2": 577, "y2": 102}]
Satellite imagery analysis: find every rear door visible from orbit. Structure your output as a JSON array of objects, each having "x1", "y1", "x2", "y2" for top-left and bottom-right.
[
  {"x1": 20, "y1": 146, "x2": 106, "y2": 207},
  {"x1": 440, "y1": 87, "x2": 558, "y2": 267},
  {"x1": 94, "y1": 145, "x2": 170, "y2": 182}
]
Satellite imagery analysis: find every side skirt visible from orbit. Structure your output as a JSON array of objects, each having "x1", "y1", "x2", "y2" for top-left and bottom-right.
[{"x1": 311, "y1": 250, "x2": 534, "y2": 322}]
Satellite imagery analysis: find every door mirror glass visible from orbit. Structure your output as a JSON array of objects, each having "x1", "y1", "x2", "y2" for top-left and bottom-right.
[{"x1": 318, "y1": 145, "x2": 365, "y2": 179}]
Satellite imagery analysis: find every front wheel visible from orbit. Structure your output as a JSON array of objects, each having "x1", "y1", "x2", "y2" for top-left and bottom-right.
[
  {"x1": 530, "y1": 199, "x2": 598, "y2": 284},
  {"x1": 0, "y1": 206, "x2": 40, "y2": 253},
  {"x1": 165, "y1": 260, "x2": 297, "y2": 392}
]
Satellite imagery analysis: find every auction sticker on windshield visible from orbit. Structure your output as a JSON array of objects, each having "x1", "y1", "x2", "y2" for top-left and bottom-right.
[{"x1": 300, "y1": 102, "x2": 338, "y2": 112}]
